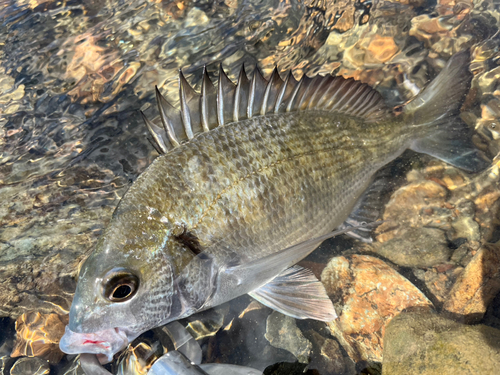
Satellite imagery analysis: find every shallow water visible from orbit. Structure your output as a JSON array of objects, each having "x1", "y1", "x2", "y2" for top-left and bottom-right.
[{"x1": 1, "y1": 0, "x2": 500, "y2": 374}]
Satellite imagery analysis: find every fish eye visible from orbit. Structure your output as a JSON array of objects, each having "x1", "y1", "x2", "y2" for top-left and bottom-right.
[{"x1": 102, "y1": 269, "x2": 139, "y2": 303}]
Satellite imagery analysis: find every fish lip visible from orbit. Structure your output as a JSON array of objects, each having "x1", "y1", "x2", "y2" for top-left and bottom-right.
[{"x1": 59, "y1": 326, "x2": 136, "y2": 364}]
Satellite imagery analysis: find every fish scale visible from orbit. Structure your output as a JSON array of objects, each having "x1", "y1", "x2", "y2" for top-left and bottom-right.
[{"x1": 60, "y1": 51, "x2": 491, "y2": 363}]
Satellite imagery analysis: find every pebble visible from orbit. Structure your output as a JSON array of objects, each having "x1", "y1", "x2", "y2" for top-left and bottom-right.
[
  {"x1": 443, "y1": 243, "x2": 500, "y2": 323},
  {"x1": 321, "y1": 254, "x2": 433, "y2": 362},
  {"x1": 383, "y1": 311, "x2": 500, "y2": 374}
]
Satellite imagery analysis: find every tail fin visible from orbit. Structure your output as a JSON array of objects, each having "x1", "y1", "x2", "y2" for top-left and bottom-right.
[{"x1": 404, "y1": 51, "x2": 490, "y2": 172}]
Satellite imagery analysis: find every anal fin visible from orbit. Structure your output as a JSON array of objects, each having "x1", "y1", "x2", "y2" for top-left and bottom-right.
[{"x1": 248, "y1": 265, "x2": 337, "y2": 322}]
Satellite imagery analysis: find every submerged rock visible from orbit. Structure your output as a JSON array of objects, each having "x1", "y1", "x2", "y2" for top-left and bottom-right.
[
  {"x1": 265, "y1": 311, "x2": 312, "y2": 364},
  {"x1": 9, "y1": 357, "x2": 50, "y2": 375},
  {"x1": 11, "y1": 312, "x2": 68, "y2": 364},
  {"x1": 374, "y1": 227, "x2": 450, "y2": 267},
  {"x1": 321, "y1": 255, "x2": 433, "y2": 362},
  {"x1": 306, "y1": 331, "x2": 355, "y2": 375},
  {"x1": 383, "y1": 311, "x2": 500, "y2": 374},
  {"x1": 443, "y1": 243, "x2": 500, "y2": 323},
  {"x1": 375, "y1": 180, "x2": 450, "y2": 243}
]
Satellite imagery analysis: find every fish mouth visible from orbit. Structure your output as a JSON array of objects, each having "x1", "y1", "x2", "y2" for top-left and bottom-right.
[{"x1": 59, "y1": 326, "x2": 135, "y2": 364}]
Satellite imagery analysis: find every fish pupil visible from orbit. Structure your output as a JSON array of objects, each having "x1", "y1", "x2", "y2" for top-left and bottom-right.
[{"x1": 113, "y1": 284, "x2": 132, "y2": 299}]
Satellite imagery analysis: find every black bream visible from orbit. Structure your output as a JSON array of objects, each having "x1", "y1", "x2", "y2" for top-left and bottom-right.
[{"x1": 59, "y1": 51, "x2": 489, "y2": 361}]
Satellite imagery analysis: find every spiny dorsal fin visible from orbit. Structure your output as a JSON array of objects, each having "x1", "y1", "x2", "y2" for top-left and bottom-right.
[
  {"x1": 145, "y1": 67, "x2": 389, "y2": 154},
  {"x1": 233, "y1": 65, "x2": 250, "y2": 123},
  {"x1": 217, "y1": 66, "x2": 236, "y2": 126},
  {"x1": 200, "y1": 66, "x2": 217, "y2": 132}
]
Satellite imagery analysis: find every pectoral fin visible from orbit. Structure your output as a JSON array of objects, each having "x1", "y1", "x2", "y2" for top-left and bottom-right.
[{"x1": 249, "y1": 265, "x2": 337, "y2": 322}]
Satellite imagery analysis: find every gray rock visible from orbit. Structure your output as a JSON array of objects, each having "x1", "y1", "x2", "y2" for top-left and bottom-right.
[
  {"x1": 383, "y1": 311, "x2": 500, "y2": 375},
  {"x1": 265, "y1": 311, "x2": 312, "y2": 363},
  {"x1": 10, "y1": 357, "x2": 50, "y2": 375},
  {"x1": 374, "y1": 227, "x2": 451, "y2": 267}
]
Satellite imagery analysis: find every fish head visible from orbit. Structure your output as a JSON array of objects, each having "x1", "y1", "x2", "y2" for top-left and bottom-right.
[{"x1": 59, "y1": 208, "x2": 204, "y2": 362}]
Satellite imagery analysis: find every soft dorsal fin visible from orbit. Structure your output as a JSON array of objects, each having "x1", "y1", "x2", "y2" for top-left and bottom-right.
[{"x1": 146, "y1": 66, "x2": 389, "y2": 154}]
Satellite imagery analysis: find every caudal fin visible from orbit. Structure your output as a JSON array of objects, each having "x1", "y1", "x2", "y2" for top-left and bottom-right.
[{"x1": 404, "y1": 51, "x2": 490, "y2": 172}]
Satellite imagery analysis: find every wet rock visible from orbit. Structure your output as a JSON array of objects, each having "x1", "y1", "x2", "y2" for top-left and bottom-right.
[
  {"x1": 413, "y1": 265, "x2": 463, "y2": 304},
  {"x1": 376, "y1": 180, "x2": 449, "y2": 243},
  {"x1": 9, "y1": 357, "x2": 50, "y2": 375},
  {"x1": 374, "y1": 227, "x2": 450, "y2": 267},
  {"x1": 443, "y1": 243, "x2": 500, "y2": 323},
  {"x1": 265, "y1": 311, "x2": 312, "y2": 364},
  {"x1": 321, "y1": 255, "x2": 433, "y2": 362},
  {"x1": 11, "y1": 312, "x2": 68, "y2": 364},
  {"x1": 383, "y1": 311, "x2": 500, "y2": 374},
  {"x1": 205, "y1": 296, "x2": 295, "y2": 371},
  {"x1": 306, "y1": 331, "x2": 355, "y2": 375}
]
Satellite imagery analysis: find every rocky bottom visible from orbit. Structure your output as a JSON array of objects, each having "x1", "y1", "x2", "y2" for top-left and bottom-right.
[{"x1": 2, "y1": 159, "x2": 500, "y2": 375}]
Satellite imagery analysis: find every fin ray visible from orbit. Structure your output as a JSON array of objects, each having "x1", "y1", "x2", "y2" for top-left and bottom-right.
[{"x1": 249, "y1": 265, "x2": 337, "y2": 321}]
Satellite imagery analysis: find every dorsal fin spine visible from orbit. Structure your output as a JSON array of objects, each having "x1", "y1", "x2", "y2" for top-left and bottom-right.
[
  {"x1": 286, "y1": 77, "x2": 303, "y2": 112},
  {"x1": 140, "y1": 110, "x2": 169, "y2": 154},
  {"x1": 275, "y1": 71, "x2": 292, "y2": 113},
  {"x1": 261, "y1": 68, "x2": 277, "y2": 116},
  {"x1": 297, "y1": 78, "x2": 314, "y2": 110},
  {"x1": 233, "y1": 65, "x2": 247, "y2": 122},
  {"x1": 155, "y1": 87, "x2": 180, "y2": 148},
  {"x1": 200, "y1": 66, "x2": 210, "y2": 132},
  {"x1": 179, "y1": 71, "x2": 194, "y2": 139},
  {"x1": 217, "y1": 66, "x2": 226, "y2": 126},
  {"x1": 247, "y1": 68, "x2": 258, "y2": 118}
]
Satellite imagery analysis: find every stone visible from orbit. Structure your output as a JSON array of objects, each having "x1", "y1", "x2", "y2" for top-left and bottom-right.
[
  {"x1": 443, "y1": 243, "x2": 500, "y2": 323},
  {"x1": 366, "y1": 36, "x2": 399, "y2": 63},
  {"x1": 421, "y1": 265, "x2": 463, "y2": 304},
  {"x1": 265, "y1": 311, "x2": 312, "y2": 364},
  {"x1": 204, "y1": 296, "x2": 296, "y2": 371},
  {"x1": 11, "y1": 312, "x2": 68, "y2": 364},
  {"x1": 9, "y1": 357, "x2": 50, "y2": 375},
  {"x1": 374, "y1": 227, "x2": 451, "y2": 267},
  {"x1": 321, "y1": 255, "x2": 433, "y2": 362},
  {"x1": 383, "y1": 311, "x2": 500, "y2": 375},
  {"x1": 306, "y1": 331, "x2": 355, "y2": 375},
  {"x1": 375, "y1": 180, "x2": 449, "y2": 243}
]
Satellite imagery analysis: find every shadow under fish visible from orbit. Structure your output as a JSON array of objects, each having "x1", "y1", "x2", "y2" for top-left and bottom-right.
[{"x1": 59, "y1": 50, "x2": 490, "y2": 364}]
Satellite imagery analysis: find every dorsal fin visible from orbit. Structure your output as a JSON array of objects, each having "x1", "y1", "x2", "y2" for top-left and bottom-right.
[
  {"x1": 217, "y1": 66, "x2": 236, "y2": 126},
  {"x1": 144, "y1": 66, "x2": 389, "y2": 154},
  {"x1": 233, "y1": 65, "x2": 250, "y2": 123},
  {"x1": 200, "y1": 66, "x2": 217, "y2": 132}
]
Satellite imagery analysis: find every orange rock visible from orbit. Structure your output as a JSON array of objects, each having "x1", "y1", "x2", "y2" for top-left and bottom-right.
[
  {"x1": 11, "y1": 312, "x2": 69, "y2": 364},
  {"x1": 321, "y1": 255, "x2": 433, "y2": 362},
  {"x1": 443, "y1": 243, "x2": 500, "y2": 322},
  {"x1": 366, "y1": 36, "x2": 399, "y2": 63}
]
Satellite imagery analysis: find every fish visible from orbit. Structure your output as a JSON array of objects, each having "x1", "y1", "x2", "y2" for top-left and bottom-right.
[{"x1": 59, "y1": 51, "x2": 489, "y2": 362}]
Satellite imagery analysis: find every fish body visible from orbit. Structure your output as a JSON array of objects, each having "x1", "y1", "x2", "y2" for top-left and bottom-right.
[{"x1": 60, "y1": 51, "x2": 489, "y2": 361}]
